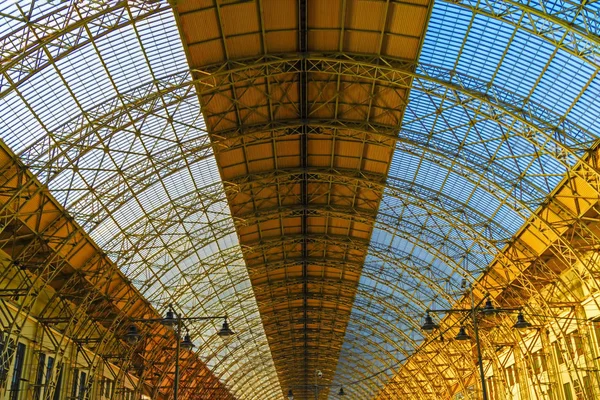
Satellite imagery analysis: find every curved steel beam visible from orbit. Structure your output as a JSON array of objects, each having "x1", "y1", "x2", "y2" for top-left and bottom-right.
[
  {"x1": 0, "y1": 1, "x2": 169, "y2": 98},
  {"x1": 1, "y1": 20, "x2": 600, "y2": 398},
  {"x1": 446, "y1": 0, "x2": 600, "y2": 68},
  {"x1": 98, "y1": 162, "x2": 571, "y2": 329},
  {"x1": 18, "y1": 53, "x2": 596, "y2": 212}
]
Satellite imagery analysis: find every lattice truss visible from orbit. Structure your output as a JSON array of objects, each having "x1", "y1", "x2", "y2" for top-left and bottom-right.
[{"x1": 0, "y1": 1, "x2": 599, "y2": 400}]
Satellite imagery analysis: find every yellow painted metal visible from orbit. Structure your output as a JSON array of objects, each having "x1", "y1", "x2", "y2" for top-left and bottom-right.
[
  {"x1": 1, "y1": 0, "x2": 600, "y2": 399},
  {"x1": 0, "y1": 140, "x2": 233, "y2": 399},
  {"x1": 173, "y1": 1, "x2": 433, "y2": 398}
]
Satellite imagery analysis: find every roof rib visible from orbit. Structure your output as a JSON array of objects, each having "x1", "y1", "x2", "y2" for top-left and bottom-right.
[{"x1": 173, "y1": 1, "x2": 433, "y2": 398}]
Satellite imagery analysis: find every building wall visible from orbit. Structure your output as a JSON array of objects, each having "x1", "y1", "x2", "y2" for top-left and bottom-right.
[
  {"x1": 453, "y1": 255, "x2": 600, "y2": 400},
  {"x1": 0, "y1": 300, "x2": 142, "y2": 400}
]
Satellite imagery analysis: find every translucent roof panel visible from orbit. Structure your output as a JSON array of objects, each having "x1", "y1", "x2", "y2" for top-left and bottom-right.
[
  {"x1": 3, "y1": 1, "x2": 600, "y2": 399},
  {"x1": 332, "y1": 1, "x2": 600, "y2": 397},
  {"x1": 0, "y1": 1, "x2": 281, "y2": 398}
]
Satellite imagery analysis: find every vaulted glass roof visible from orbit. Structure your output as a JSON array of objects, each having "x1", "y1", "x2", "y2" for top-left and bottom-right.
[
  {"x1": 332, "y1": 0, "x2": 600, "y2": 397},
  {"x1": 1, "y1": 0, "x2": 280, "y2": 397},
  {"x1": 1, "y1": 0, "x2": 600, "y2": 399}
]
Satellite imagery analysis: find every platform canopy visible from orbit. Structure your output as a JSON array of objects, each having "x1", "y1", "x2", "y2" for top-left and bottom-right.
[{"x1": 1, "y1": 0, "x2": 600, "y2": 399}]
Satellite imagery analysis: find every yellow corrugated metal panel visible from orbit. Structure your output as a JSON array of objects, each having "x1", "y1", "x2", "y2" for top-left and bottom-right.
[
  {"x1": 309, "y1": 0, "x2": 342, "y2": 29},
  {"x1": 387, "y1": 2, "x2": 429, "y2": 36},
  {"x1": 174, "y1": 0, "x2": 433, "y2": 396},
  {"x1": 221, "y1": 2, "x2": 260, "y2": 35},
  {"x1": 180, "y1": 11, "x2": 220, "y2": 44},
  {"x1": 346, "y1": 0, "x2": 386, "y2": 32}
]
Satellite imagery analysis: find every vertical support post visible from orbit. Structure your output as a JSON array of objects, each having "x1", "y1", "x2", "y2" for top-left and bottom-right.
[
  {"x1": 174, "y1": 315, "x2": 181, "y2": 400},
  {"x1": 471, "y1": 284, "x2": 488, "y2": 400},
  {"x1": 298, "y1": 0, "x2": 309, "y2": 392}
]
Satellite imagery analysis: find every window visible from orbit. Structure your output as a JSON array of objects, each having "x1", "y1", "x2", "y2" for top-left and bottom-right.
[
  {"x1": 540, "y1": 352, "x2": 548, "y2": 372},
  {"x1": 572, "y1": 332, "x2": 584, "y2": 356},
  {"x1": 486, "y1": 377, "x2": 494, "y2": 400},
  {"x1": 564, "y1": 382, "x2": 574, "y2": 400},
  {"x1": 583, "y1": 376, "x2": 593, "y2": 399},
  {"x1": 554, "y1": 341, "x2": 565, "y2": 364},
  {"x1": 71, "y1": 369, "x2": 88, "y2": 400},
  {"x1": 78, "y1": 371, "x2": 86, "y2": 400},
  {"x1": 10, "y1": 342, "x2": 26, "y2": 400},
  {"x1": 71, "y1": 368, "x2": 79, "y2": 399},
  {"x1": 123, "y1": 388, "x2": 134, "y2": 400},
  {"x1": 52, "y1": 363, "x2": 63, "y2": 400},
  {"x1": 40, "y1": 356, "x2": 57, "y2": 400},
  {"x1": 593, "y1": 320, "x2": 600, "y2": 349},
  {"x1": 100, "y1": 378, "x2": 113, "y2": 399},
  {"x1": 573, "y1": 379, "x2": 584, "y2": 400},
  {"x1": 105, "y1": 380, "x2": 112, "y2": 398},
  {"x1": 506, "y1": 366, "x2": 514, "y2": 386},
  {"x1": 0, "y1": 335, "x2": 16, "y2": 386},
  {"x1": 45, "y1": 356, "x2": 55, "y2": 400},
  {"x1": 532, "y1": 351, "x2": 541, "y2": 375},
  {"x1": 34, "y1": 353, "x2": 47, "y2": 400},
  {"x1": 531, "y1": 351, "x2": 547, "y2": 375}
]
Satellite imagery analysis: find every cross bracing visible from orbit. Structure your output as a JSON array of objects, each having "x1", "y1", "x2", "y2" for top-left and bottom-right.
[{"x1": 1, "y1": 0, "x2": 600, "y2": 399}]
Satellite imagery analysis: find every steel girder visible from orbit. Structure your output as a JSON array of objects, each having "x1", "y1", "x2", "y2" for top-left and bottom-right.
[
  {"x1": 92, "y1": 172, "x2": 520, "y2": 397},
  {"x1": 9, "y1": 54, "x2": 600, "y2": 394},
  {"x1": 190, "y1": 53, "x2": 596, "y2": 158},
  {"x1": 107, "y1": 168, "x2": 507, "y2": 286},
  {"x1": 16, "y1": 51, "x2": 595, "y2": 210},
  {"x1": 0, "y1": 142, "x2": 234, "y2": 400},
  {"x1": 9, "y1": 130, "x2": 600, "y2": 396},
  {"x1": 1, "y1": 0, "x2": 600, "y2": 396},
  {"x1": 447, "y1": 0, "x2": 600, "y2": 68},
  {"x1": 2, "y1": 0, "x2": 596, "y2": 97},
  {"x1": 182, "y1": 54, "x2": 600, "y2": 299},
  {"x1": 16, "y1": 50, "x2": 593, "y2": 226},
  {"x1": 90, "y1": 161, "x2": 588, "y2": 399},
  {"x1": 0, "y1": 0, "x2": 169, "y2": 97}
]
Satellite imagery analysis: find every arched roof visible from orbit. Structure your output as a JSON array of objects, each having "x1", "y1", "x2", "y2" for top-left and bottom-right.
[{"x1": 1, "y1": 0, "x2": 600, "y2": 399}]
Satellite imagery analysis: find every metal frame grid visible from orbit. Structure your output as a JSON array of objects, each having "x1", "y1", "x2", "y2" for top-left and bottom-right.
[
  {"x1": 1, "y1": 1, "x2": 280, "y2": 399},
  {"x1": 0, "y1": 1, "x2": 600, "y2": 400}
]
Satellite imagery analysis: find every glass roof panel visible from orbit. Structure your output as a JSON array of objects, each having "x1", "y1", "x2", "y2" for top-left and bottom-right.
[
  {"x1": 568, "y1": 75, "x2": 600, "y2": 135},
  {"x1": 418, "y1": 3, "x2": 471, "y2": 69},
  {"x1": 332, "y1": 1, "x2": 600, "y2": 397},
  {"x1": 456, "y1": 16, "x2": 513, "y2": 82},
  {"x1": 530, "y1": 51, "x2": 595, "y2": 116},
  {"x1": 95, "y1": 25, "x2": 153, "y2": 93},
  {"x1": 3, "y1": 1, "x2": 600, "y2": 399},
  {"x1": 0, "y1": 2, "x2": 281, "y2": 398},
  {"x1": 494, "y1": 30, "x2": 554, "y2": 96}
]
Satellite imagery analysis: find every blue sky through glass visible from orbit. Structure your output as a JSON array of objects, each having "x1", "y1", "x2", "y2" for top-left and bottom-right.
[
  {"x1": 331, "y1": 1, "x2": 600, "y2": 397},
  {"x1": 0, "y1": 2, "x2": 281, "y2": 397}
]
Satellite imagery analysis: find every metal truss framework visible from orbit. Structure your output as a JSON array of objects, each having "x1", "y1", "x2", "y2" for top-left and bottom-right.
[
  {"x1": 0, "y1": 0, "x2": 599, "y2": 400},
  {"x1": 0, "y1": 141, "x2": 234, "y2": 400}
]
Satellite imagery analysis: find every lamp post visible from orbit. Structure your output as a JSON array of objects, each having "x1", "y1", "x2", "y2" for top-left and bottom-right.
[
  {"x1": 421, "y1": 284, "x2": 531, "y2": 400},
  {"x1": 126, "y1": 305, "x2": 235, "y2": 400},
  {"x1": 314, "y1": 370, "x2": 321, "y2": 400},
  {"x1": 286, "y1": 380, "x2": 345, "y2": 400}
]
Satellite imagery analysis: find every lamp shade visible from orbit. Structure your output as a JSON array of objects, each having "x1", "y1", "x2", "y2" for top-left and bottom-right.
[
  {"x1": 513, "y1": 312, "x2": 532, "y2": 329},
  {"x1": 125, "y1": 325, "x2": 141, "y2": 344},
  {"x1": 218, "y1": 319, "x2": 235, "y2": 337},
  {"x1": 421, "y1": 313, "x2": 439, "y2": 332},
  {"x1": 181, "y1": 334, "x2": 194, "y2": 350},
  {"x1": 455, "y1": 326, "x2": 470, "y2": 341},
  {"x1": 162, "y1": 308, "x2": 176, "y2": 327},
  {"x1": 481, "y1": 298, "x2": 496, "y2": 315}
]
